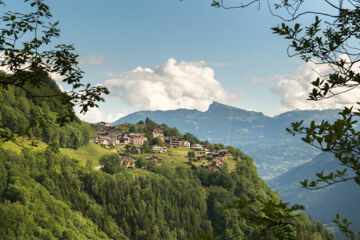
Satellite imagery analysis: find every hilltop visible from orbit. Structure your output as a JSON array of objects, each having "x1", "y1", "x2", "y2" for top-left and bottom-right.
[
  {"x1": 88, "y1": 119, "x2": 246, "y2": 172},
  {"x1": 113, "y1": 102, "x2": 340, "y2": 179}
]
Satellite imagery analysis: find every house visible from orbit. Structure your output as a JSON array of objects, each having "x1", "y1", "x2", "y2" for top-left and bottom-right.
[
  {"x1": 145, "y1": 156, "x2": 163, "y2": 166},
  {"x1": 214, "y1": 149, "x2": 232, "y2": 159},
  {"x1": 212, "y1": 159, "x2": 224, "y2": 168},
  {"x1": 121, "y1": 156, "x2": 136, "y2": 168},
  {"x1": 152, "y1": 127, "x2": 165, "y2": 141},
  {"x1": 199, "y1": 148, "x2": 211, "y2": 155},
  {"x1": 152, "y1": 145, "x2": 167, "y2": 153},
  {"x1": 118, "y1": 134, "x2": 130, "y2": 145},
  {"x1": 129, "y1": 146, "x2": 141, "y2": 154},
  {"x1": 105, "y1": 123, "x2": 112, "y2": 127},
  {"x1": 197, "y1": 155, "x2": 206, "y2": 161},
  {"x1": 132, "y1": 136, "x2": 143, "y2": 146},
  {"x1": 126, "y1": 133, "x2": 147, "y2": 146},
  {"x1": 191, "y1": 144, "x2": 203, "y2": 150},
  {"x1": 166, "y1": 136, "x2": 182, "y2": 148},
  {"x1": 183, "y1": 141, "x2": 190, "y2": 148},
  {"x1": 199, "y1": 158, "x2": 223, "y2": 171}
]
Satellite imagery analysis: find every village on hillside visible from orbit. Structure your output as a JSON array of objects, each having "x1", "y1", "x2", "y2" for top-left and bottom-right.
[{"x1": 90, "y1": 121, "x2": 232, "y2": 170}]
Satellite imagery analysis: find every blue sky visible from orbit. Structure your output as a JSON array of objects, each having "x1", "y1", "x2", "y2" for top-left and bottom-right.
[{"x1": 10, "y1": 0, "x2": 347, "y2": 122}]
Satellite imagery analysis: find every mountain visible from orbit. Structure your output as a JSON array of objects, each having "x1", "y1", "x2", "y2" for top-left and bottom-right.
[
  {"x1": 113, "y1": 102, "x2": 340, "y2": 179},
  {"x1": 268, "y1": 152, "x2": 360, "y2": 238}
]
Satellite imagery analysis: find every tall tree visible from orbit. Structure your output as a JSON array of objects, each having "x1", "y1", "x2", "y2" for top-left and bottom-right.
[{"x1": 0, "y1": 0, "x2": 109, "y2": 144}]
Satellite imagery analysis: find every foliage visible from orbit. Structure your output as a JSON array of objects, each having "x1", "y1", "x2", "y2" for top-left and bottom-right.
[
  {"x1": 0, "y1": 0, "x2": 109, "y2": 145},
  {"x1": 99, "y1": 153, "x2": 123, "y2": 174},
  {"x1": 0, "y1": 140, "x2": 334, "y2": 240},
  {"x1": 0, "y1": 82, "x2": 92, "y2": 149}
]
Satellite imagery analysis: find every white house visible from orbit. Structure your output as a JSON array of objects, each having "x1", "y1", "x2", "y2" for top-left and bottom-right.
[{"x1": 183, "y1": 141, "x2": 191, "y2": 148}]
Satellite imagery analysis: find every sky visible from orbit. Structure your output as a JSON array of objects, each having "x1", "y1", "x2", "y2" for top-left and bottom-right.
[{"x1": 9, "y1": 0, "x2": 359, "y2": 122}]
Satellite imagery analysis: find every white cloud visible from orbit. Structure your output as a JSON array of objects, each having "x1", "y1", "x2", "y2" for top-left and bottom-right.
[
  {"x1": 77, "y1": 107, "x2": 129, "y2": 123},
  {"x1": 104, "y1": 58, "x2": 236, "y2": 111},
  {"x1": 273, "y1": 56, "x2": 360, "y2": 112},
  {"x1": 77, "y1": 107, "x2": 103, "y2": 123}
]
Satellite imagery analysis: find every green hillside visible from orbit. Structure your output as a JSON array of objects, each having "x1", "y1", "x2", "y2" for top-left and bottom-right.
[
  {"x1": 60, "y1": 142, "x2": 116, "y2": 165},
  {"x1": 0, "y1": 78, "x2": 335, "y2": 239},
  {"x1": 2, "y1": 138, "x2": 115, "y2": 166}
]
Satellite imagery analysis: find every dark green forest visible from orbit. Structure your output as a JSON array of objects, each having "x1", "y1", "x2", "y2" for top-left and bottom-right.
[
  {"x1": 0, "y1": 71, "x2": 92, "y2": 149},
  {"x1": 0, "y1": 75, "x2": 335, "y2": 239}
]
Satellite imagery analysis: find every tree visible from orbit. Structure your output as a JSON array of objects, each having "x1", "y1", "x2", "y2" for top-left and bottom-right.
[
  {"x1": 152, "y1": 137, "x2": 163, "y2": 146},
  {"x1": 209, "y1": 0, "x2": 360, "y2": 238},
  {"x1": 0, "y1": 0, "x2": 109, "y2": 144},
  {"x1": 99, "y1": 154, "x2": 123, "y2": 174}
]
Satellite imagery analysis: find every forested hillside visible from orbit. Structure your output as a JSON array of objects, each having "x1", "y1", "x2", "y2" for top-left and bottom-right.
[
  {"x1": 0, "y1": 71, "x2": 91, "y2": 149},
  {"x1": 0, "y1": 78, "x2": 335, "y2": 239}
]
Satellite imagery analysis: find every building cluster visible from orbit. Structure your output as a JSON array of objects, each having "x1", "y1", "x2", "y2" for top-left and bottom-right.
[
  {"x1": 90, "y1": 122, "x2": 148, "y2": 149},
  {"x1": 90, "y1": 122, "x2": 232, "y2": 171},
  {"x1": 90, "y1": 123, "x2": 192, "y2": 154},
  {"x1": 198, "y1": 149, "x2": 232, "y2": 171}
]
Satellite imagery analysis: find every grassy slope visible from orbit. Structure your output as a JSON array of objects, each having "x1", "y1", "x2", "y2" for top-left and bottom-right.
[
  {"x1": 2, "y1": 140, "x2": 239, "y2": 171},
  {"x1": 1, "y1": 139, "x2": 115, "y2": 166},
  {"x1": 131, "y1": 147, "x2": 239, "y2": 171},
  {"x1": 60, "y1": 143, "x2": 116, "y2": 165},
  {"x1": 1, "y1": 138, "x2": 48, "y2": 153}
]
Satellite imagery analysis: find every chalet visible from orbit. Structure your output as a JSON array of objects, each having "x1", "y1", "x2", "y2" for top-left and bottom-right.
[
  {"x1": 199, "y1": 158, "x2": 224, "y2": 171},
  {"x1": 212, "y1": 159, "x2": 224, "y2": 168},
  {"x1": 166, "y1": 136, "x2": 182, "y2": 148},
  {"x1": 152, "y1": 145, "x2": 167, "y2": 153},
  {"x1": 123, "y1": 133, "x2": 147, "y2": 146},
  {"x1": 118, "y1": 134, "x2": 130, "y2": 145},
  {"x1": 121, "y1": 156, "x2": 136, "y2": 168},
  {"x1": 105, "y1": 123, "x2": 112, "y2": 127},
  {"x1": 132, "y1": 135, "x2": 146, "y2": 146},
  {"x1": 191, "y1": 144, "x2": 203, "y2": 150},
  {"x1": 183, "y1": 141, "x2": 190, "y2": 148},
  {"x1": 152, "y1": 127, "x2": 165, "y2": 141},
  {"x1": 214, "y1": 149, "x2": 232, "y2": 159},
  {"x1": 129, "y1": 146, "x2": 141, "y2": 154},
  {"x1": 145, "y1": 156, "x2": 163, "y2": 166},
  {"x1": 199, "y1": 148, "x2": 211, "y2": 155}
]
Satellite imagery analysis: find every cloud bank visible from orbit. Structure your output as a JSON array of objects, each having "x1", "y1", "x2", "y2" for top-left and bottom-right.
[
  {"x1": 78, "y1": 107, "x2": 128, "y2": 123},
  {"x1": 273, "y1": 57, "x2": 360, "y2": 112},
  {"x1": 105, "y1": 58, "x2": 235, "y2": 111}
]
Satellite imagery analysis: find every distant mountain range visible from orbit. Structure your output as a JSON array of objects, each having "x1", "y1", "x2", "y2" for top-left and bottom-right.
[
  {"x1": 113, "y1": 102, "x2": 340, "y2": 179},
  {"x1": 268, "y1": 152, "x2": 360, "y2": 238}
]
